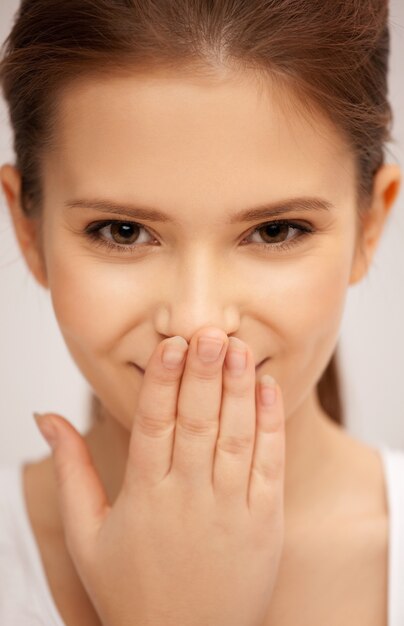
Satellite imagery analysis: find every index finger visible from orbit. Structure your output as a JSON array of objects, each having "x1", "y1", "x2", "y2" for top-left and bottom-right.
[{"x1": 125, "y1": 336, "x2": 188, "y2": 490}]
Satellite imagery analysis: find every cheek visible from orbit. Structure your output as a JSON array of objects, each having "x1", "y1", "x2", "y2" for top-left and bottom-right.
[
  {"x1": 269, "y1": 252, "x2": 351, "y2": 359},
  {"x1": 47, "y1": 252, "x2": 145, "y2": 351},
  {"x1": 261, "y1": 251, "x2": 352, "y2": 418}
]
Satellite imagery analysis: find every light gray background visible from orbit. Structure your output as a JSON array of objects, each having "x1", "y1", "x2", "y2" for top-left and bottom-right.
[{"x1": 0, "y1": 0, "x2": 403, "y2": 465}]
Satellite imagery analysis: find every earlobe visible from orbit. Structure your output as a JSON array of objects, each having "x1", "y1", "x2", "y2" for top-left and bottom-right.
[
  {"x1": 349, "y1": 162, "x2": 401, "y2": 286},
  {"x1": 0, "y1": 163, "x2": 49, "y2": 289}
]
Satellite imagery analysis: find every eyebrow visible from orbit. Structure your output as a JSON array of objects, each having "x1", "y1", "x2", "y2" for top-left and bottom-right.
[{"x1": 64, "y1": 196, "x2": 335, "y2": 224}]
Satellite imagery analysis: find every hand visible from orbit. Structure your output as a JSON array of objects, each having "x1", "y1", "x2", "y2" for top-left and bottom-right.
[{"x1": 35, "y1": 327, "x2": 285, "y2": 626}]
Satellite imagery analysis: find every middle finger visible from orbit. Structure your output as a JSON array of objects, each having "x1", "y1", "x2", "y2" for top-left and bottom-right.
[{"x1": 170, "y1": 326, "x2": 228, "y2": 488}]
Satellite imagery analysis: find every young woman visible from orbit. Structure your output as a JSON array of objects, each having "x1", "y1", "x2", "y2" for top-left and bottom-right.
[{"x1": 0, "y1": 1, "x2": 402, "y2": 625}]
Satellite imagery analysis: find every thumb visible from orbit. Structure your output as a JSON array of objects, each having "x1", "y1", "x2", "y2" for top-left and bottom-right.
[{"x1": 33, "y1": 412, "x2": 110, "y2": 559}]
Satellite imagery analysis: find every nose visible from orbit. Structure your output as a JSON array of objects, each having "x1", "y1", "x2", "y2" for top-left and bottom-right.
[
  {"x1": 155, "y1": 253, "x2": 241, "y2": 344},
  {"x1": 161, "y1": 319, "x2": 238, "y2": 351}
]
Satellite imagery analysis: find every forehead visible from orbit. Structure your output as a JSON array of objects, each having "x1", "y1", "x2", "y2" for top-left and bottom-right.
[{"x1": 44, "y1": 69, "x2": 356, "y2": 214}]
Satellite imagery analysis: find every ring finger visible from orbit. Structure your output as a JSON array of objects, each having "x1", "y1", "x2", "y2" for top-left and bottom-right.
[{"x1": 213, "y1": 337, "x2": 256, "y2": 505}]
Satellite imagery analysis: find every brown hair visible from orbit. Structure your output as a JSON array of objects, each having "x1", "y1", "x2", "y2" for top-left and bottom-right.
[{"x1": 0, "y1": 0, "x2": 394, "y2": 427}]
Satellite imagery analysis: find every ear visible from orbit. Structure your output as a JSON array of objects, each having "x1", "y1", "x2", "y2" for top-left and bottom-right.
[
  {"x1": 349, "y1": 163, "x2": 401, "y2": 285},
  {"x1": 0, "y1": 164, "x2": 48, "y2": 289}
]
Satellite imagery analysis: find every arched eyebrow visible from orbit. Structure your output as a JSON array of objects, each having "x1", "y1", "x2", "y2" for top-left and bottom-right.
[{"x1": 64, "y1": 196, "x2": 335, "y2": 224}]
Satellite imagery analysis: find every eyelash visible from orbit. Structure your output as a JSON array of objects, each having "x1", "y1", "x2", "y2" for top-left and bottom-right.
[{"x1": 83, "y1": 219, "x2": 314, "y2": 255}]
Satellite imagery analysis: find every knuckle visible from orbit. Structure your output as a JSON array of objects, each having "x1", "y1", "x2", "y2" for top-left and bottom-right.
[
  {"x1": 176, "y1": 413, "x2": 217, "y2": 438},
  {"x1": 136, "y1": 411, "x2": 173, "y2": 437},
  {"x1": 216, "y1": 433, "x2": 254, "y2": 455},
  {"x1": 253, "y1": 456, "x2": 284, "y2": 483},
  {"x1": 148, "y1": 368, "x2": 181, "y2": 387}
]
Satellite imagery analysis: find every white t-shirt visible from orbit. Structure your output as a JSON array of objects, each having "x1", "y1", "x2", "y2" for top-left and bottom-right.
[{"x1": 0, "y1": 445, "x2": 403, "y2": 626}]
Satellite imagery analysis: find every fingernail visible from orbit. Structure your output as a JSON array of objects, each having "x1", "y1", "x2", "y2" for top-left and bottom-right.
[
  {"x1": 162, "y1": 336, "x2": 188, "y2": 368},
  {"x1": 197, "y1": 335, "x2": 225, "y2": 362},
  {"x1": 33, "y1": 412, "x2": 58, "y2": 448}
]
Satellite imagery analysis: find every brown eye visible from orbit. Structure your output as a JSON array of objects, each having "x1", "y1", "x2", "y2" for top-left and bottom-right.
[
  {"x1": 84, "y1": 220, "x2": 156, "y2": 255},
  {"x1": 243, "y1": 220, "x2": 313, "y2": 253},
  {"x1": 259, "y1": 223, "x2": 291, "y2": 244},
  {"x1": 109, "y1": 222, "x2": 141, "y2": 245}
]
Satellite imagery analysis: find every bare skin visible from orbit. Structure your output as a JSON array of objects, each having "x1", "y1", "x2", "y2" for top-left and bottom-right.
[
  {"x1": 23, "y1": 411, "x2": 388, "y2": 626},
  {"x1": 1, "y1": 66, "x2": 399, "y2": 624}
]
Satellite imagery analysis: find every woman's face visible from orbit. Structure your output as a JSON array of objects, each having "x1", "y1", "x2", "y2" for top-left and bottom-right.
[{"x1": 38, "y1": 69, "x2": 361, "y2": 428}]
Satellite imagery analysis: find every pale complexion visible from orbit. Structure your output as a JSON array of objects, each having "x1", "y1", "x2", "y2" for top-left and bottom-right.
[{"x1": 0, "y1": 67, "x2": 401, "y2": 623}]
